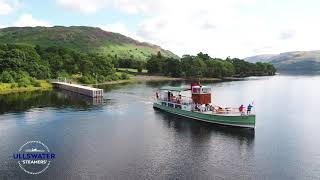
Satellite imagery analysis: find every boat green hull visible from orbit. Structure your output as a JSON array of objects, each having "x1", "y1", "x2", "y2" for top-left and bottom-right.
[{"x1": 153, "y1": 103, "x2": 255, "y2": 129}]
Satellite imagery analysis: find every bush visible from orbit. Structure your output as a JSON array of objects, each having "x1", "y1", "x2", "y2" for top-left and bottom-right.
[
  {"x1": 78, "y1": 75, "x2": 96, "y2": 84},
  {"x1": 111, "y1": 74, "x2": 119, "y2": 81},
  {"x1": 17, "y1": 77, "x2": 31, "y2": 87},
  {"x1": 78, "y1": 76, "x2": 90, "y2": 84},
  {"x1": 97, "y1": 75, "x2": 106, "y2": 83},
  {"x1": 120, "y1": 73, "x2": 129, "y2": 80},
  {"x1": 32, "y1": 80, "x2": 41, "y2": 87},
  {"x1": 56, "y1": 71, "x2": 70, "y2": 79},
  {"x1": 0, "y1": 83, "x2": 12, "y2": 91},
  {"x1": 104, "y1": 76, "x2": 113, "y2": 82},
  {"x1": 29, "y1": 77, "x2": 38, "y2": 86},
  {"x1": 10, "y1": 83, "x2": 18, "y2": 88},
  {"x1": 137, "y1": 67, "x2": 142, "y2": 73},
  {"x1": 0, "y1": 71, "x2": 15, "y2": 83},
  {"x1": 14, "y1": 71, "x2": 30, "y2": 81}
]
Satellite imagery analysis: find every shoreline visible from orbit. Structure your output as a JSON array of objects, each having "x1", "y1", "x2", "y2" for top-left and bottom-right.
[
  {"x1": 0, "y1": 75, "x2": 247, "y2": 95},
  {"x1": 88, "y1": 75, "x2": 228, "y2": 86},
  {"x1": 0, "y1": 87, "x2": 52, "y2": 95},
  {"x1": 0, "y1": 81, "x2": 52, "y2": 95}
]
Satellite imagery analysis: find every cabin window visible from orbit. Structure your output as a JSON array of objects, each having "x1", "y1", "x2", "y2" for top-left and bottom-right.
[
  {"x1": 192, "y1": 88, "x2": 200, "y2": 94},
  {"x1": 161, "y1": 102, "x2": 167, "y2": 106},
  {"x1": 175, "y1": 104, "x2": 182, "y2": 109},
  {"x1": 168, "y1": 103, "x2": 174, "y2": 107},
  {"x1": 202, "y1": 88, "x2": 210, "y2": 93}
]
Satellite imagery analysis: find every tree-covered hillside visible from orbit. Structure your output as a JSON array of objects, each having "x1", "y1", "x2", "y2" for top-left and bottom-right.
[{"x1": 0, "y1": 26, "x2": 177, "y2": 61}]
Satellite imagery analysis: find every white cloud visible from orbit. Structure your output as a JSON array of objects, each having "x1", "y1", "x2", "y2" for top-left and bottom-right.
[
  {"x1": 101, "y1": 22, "x2": 144, "y2": 42},
  {"x1": 279, "y1": 30, "x2": 296, "y2": 40},
  {"x1": 14, "y1": 14, "x2": 52, "y2": 27},
  {"x1": 57, "y1": 0, "x2": 320, "y2": 57},
  {"x1": 0, "y1": 0, "x2": 22, "y2": 15},
  {"x1": 113, "y1": 0, "x2": 164, "y2": 14},
  {"x1": 128, "y1": 0, "x2": 265, "y2": 58},
  {"x1": 111, "y1": 0, "x2": 320, "y2": 58},
  {"x1": 57, "y1": 0, "x2": 109, "y2": 14}
]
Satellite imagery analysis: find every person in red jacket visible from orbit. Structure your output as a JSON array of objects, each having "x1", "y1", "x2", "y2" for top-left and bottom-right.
[{"x1": 239, "y1": 104, "x2": 245, "y2": 115}]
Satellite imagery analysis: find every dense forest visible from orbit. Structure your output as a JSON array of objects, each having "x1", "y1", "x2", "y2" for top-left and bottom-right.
[
  {"x1": 0, "y1": 44, "x2": 128, "y2": 87},
  {"x1": 0, "y1": 44, "x2": 276, "y2": 89},
  {"x1": 146, "y1": 52, "x2": 276, "y2": 78}
]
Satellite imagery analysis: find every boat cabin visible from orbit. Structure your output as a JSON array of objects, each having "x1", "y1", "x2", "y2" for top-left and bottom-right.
[
  {"x1": 191, "y1": 85, "x2": 212, "y2": 105},
  {"x1": 156, "y1": 86, "x2": 193, "y2": 111},
  {"x1": 156, "y1": 85, "x2": 213, "y2": 111}
]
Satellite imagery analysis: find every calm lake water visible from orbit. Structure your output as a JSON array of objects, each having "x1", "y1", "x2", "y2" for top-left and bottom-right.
[{"x1": 0, "y1": 75, "x2": 319, "y2": 179}]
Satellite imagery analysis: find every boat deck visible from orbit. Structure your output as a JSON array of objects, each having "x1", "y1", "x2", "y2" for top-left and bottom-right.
[
  {"x1": 202, "y1": 111, "x2": 254, "y2": 116},
  {"x1": 156, "y1": 100, "x2": 254, "y2": 117}
]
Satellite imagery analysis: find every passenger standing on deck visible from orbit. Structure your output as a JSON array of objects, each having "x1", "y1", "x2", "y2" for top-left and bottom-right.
[
  {"x1": 247, "y1": 104, "x2": 253, "y2": 115},
  {"x1": 239, "y1": 105, "x2": 245, "y2": 115}
]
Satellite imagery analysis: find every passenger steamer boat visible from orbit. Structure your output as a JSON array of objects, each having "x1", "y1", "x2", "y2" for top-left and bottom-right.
[{"x1": 153, "y1": 84, "x2": 256, "y2": 129}]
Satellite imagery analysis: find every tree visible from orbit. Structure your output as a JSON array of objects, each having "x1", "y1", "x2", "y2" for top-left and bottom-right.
[
  {"x1": 0, "y1": 71, "x2": 14, "y2": 83},
  {"x1": 146, "y1": 54, "x2": 165, "y2": 74},
  {"x1": 221, "y1": 61, "x2": 235, "y2": 77},
  {"x1": 181, "y1": 56, "x2": 206, "y2": 78},
  {"x1": 197, "y1": 52, "x2": 211, "y2": 61},
  {"x1": 164, "y1": 58, "x2": 181, "y2": 77}
]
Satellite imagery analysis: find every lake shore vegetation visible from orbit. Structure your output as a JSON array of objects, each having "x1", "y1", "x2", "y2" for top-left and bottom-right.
[{"x1": 0, "y1": 43, "x2": 276, "y2": 94}]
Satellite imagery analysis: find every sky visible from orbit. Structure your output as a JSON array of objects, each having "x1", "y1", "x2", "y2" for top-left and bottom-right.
[{"x1": 0, "y1": 0, "x2": 320, "y2": 58}]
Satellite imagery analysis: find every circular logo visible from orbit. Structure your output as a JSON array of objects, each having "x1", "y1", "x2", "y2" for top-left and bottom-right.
[{"x1": 13, "y1": 141, "x2": 56, "y2": 175}]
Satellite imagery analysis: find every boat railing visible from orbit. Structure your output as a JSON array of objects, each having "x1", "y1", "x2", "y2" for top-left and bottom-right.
[
  {"x1": 211, "y1": 107, "x2": 255, "y2": 115},
  {"x1": 191, "y1": 105, "x2": 255, "y2": 115},
  {"x1": 156, "y1": 95, "x2": 255, "y2": 115},
  {"x1": 157, "y1": 96, "x2": 193, "y2": 105}
]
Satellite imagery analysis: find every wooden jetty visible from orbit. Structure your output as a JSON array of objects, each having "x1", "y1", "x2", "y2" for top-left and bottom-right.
[{"x1": 52, "y1": 82, "x2": 103, "y2": 98}]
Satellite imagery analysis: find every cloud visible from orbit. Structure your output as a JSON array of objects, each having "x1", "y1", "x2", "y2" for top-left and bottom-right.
[
  {"x1": 253, "y1": 46, "x2": 273, "y2": 54},
  {"x1": 279, "y1": 30, "x2": 295, "y2": 40},
  {"x1": 201, "y1": 22, "x2": 216, "y2": 30},
  {"x1": 113, "y1": 0, "x2": 320, "y2": 58},
  {"x1": 0, "y1": 0, "x2": 22, "y2": 15},
  {"x1": 57, "y1": 0, "x2": 109, "y2": 14},
  {"x1": 113, "y1": 0, "x2": 163, "y2": 14},
  {"x1": 129, "y1": 0, "x2": 267, "y2": 58},
  {"x1": 101, "y1": 22, "x2": 144, "y2": 41},
  {"x1": 14, "y1": 14, "x2": 52, "y2": 27},
  {"x1": 57, "y1": 0, "x2": 320, "y2": 57}
]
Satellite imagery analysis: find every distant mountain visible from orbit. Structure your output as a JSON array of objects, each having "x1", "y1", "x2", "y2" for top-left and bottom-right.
[
  {"x1": 244, "y1": 54, "x2": 277, "y2": 63},
  {"x1": 0, "y1": 26, "x2": 178, "y2": 61},
  {"x1": 245, "y1": 51, "x2": 320, "y2": 73}
]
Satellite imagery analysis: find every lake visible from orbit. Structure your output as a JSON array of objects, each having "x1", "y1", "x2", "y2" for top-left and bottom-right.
[{"x1": 0, "y1": 75, "x2": 319, "y2": 179}]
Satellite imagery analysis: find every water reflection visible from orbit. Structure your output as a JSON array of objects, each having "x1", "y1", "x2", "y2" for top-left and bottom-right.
[
  {"x1": 155, "y1": 110, "x2": 255, "y2": 145},
  {"x1": 0, "y1": 90, "x2": 105, "y2": 114},
  {"x1": 58, "y1": 89, "x2": 104, "y2": 106}
]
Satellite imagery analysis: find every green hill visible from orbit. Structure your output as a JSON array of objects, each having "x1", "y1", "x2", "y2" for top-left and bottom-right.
[
  {"x1": 245, "y1": 51, "x2": 320, "y2": 74},
  {"x1": 0, "y1": 26, "x2": 177, "y2": 61}
]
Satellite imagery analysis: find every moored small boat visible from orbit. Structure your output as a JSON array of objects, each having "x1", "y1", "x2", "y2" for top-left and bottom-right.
[{"x1": 153, "y1": 84, "x2": 255, "y2": 129}]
